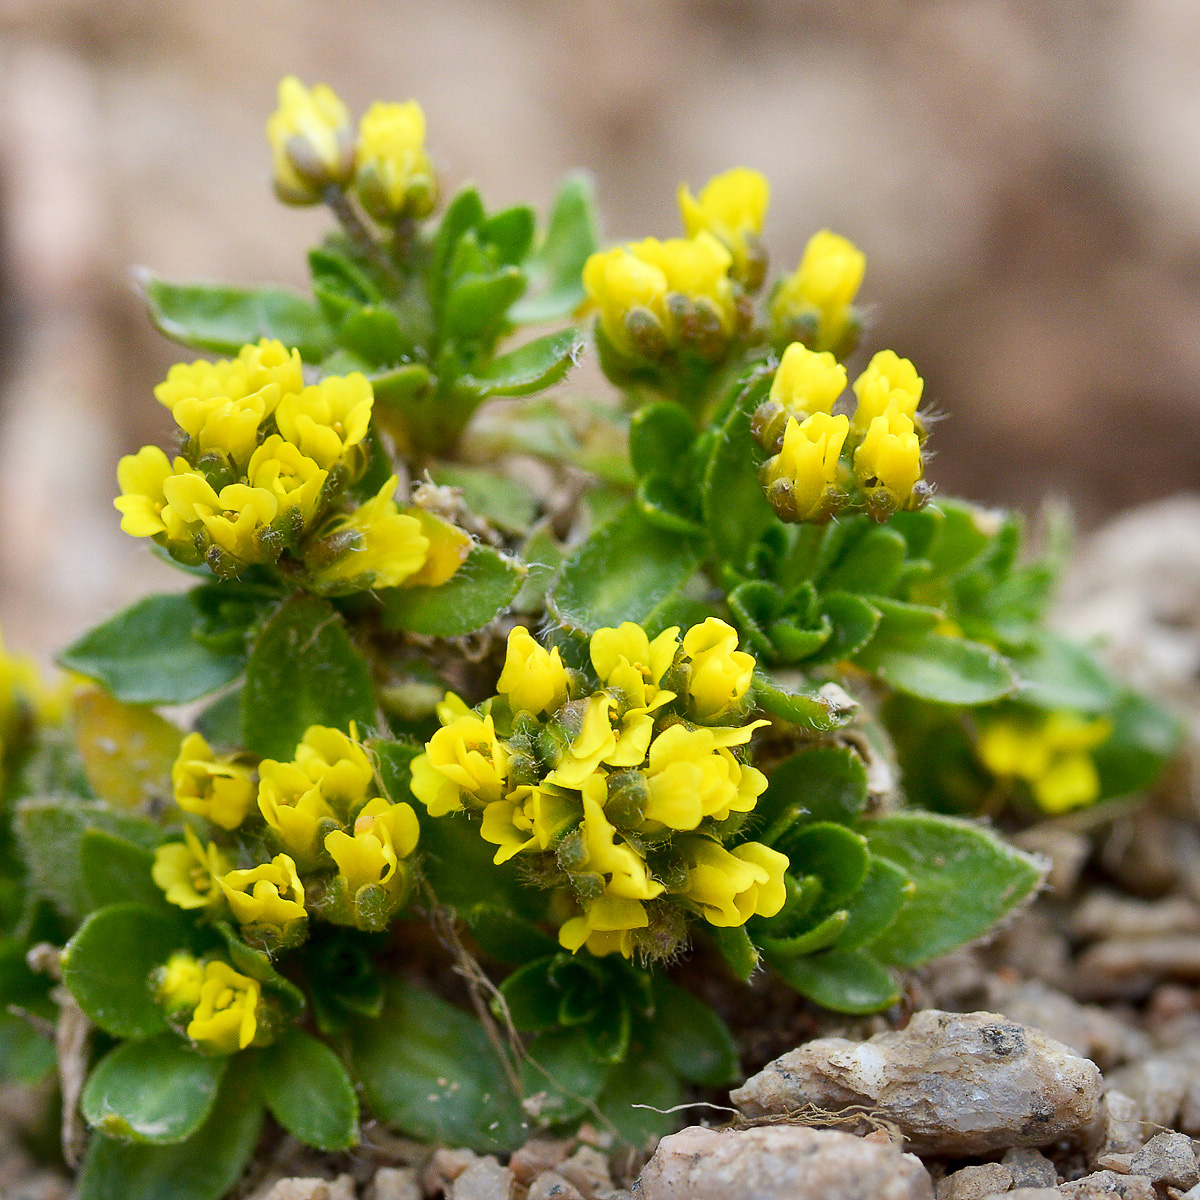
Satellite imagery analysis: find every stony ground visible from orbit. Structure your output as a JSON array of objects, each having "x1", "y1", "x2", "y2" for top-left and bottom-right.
[{"x1": 3, "y1": 494, "x2": 1199, "y2": 1200}]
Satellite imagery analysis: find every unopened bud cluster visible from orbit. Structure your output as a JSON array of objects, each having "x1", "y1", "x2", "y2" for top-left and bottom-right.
[
  {"x1": 114, "y1": 338, "x2": 468, "y2": 591},
  {"x1": 151, "y1": 722, "x2": 420, "y2": 1054},
  {"x1": 410, "y1": 618, "x2": 788, "y2": 961},
  {"x1": 267, "y1": 75, "x2": 437, "y2": 222},
  {"x1": 752, "y1": 343, "x2": 932, "y2": 523}
]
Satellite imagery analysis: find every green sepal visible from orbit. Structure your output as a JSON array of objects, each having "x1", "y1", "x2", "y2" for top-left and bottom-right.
[
  {"x1": 380, "y1": 545, "x2": 525, "y2": 637},
  {"x1": 81, "y1": 1036, "x2": 226, "y2": 1145},
  {"x1": 139, "y1": 274, "x2": 333, "y2": 361},
  {"x1": 256, "y1": 1028, "x2": 358, "y2": 1151}
]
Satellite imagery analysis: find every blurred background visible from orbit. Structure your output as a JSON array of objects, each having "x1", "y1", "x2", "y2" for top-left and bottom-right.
[{"x1": 1, "y1": 0, "x2": 1198, "y2": 659}]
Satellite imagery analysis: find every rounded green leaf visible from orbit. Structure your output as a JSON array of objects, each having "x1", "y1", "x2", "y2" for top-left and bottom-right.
[
  {"x1": 257, "y1": 1029, "x2": 358, "y2": 1151},
  {"x1": 82, "y1": 1037, "x2": 225, "y2": 1144},
  {"x1": 758, "y1": 744, "x2": 869, "y2": 830},
  {"x1": 856, "y1": 632, "x2": 1016, "y2": 705},
  {"x1": 63, "y1": 904, "x2": 192, "y2": 1038},
  {"x1": 522, "y1": 1027, "x2": 611, "y2": 1126},
  {"x1": 647, "y1": 980, "x2": 739, "y2": 1087},
  {"x1": 772, "y1": 948, "x2": 900, "y2": 1015}
]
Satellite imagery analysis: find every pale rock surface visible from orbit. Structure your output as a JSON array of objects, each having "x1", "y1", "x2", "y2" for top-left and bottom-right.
[
  {"x1": 1101, "y1": 1090, "x2": 1147, "y2": 1155},
  {"x1": 633, "y1": 1124, "x2": 933, "y2": 1200},
  {"x1": 259, "y1": 1179, "x2": 356, "y2": 1200},
  {"x1": 526, "y1": 1172, "x2": 585, "y2": 1200},
  {"x1": 451, "y1": 1155, "x2": 514, "y2": 1200},
  {"x1": 508, "y1": 1140, "x2": 573, "y2": 1186},
  {"x1": 1001, "y1": 1147, "x2": 1058, "y2": 1188},
  {"x1": 936, "y1": 1162, "x2": 1014, "y2": 1200},
  {"x1": 1128, "y1": 1131, "x2": 1199, "y2": 1189},
  {"x1": 988, "y1": 1191, "x2": 1057, "y2": 1200},
  {"x1": 556, "y1": 1146, "x2": 613, "y2": 1197},
  {"x1": 731, "y1": 1010, "x2": 1104, "y2": 1156},
  {"x1": 1058, "y1": 1171, "x2": 1155, "y2": 1199},
  {"x1": 366, "y1": 1167, "x2": 421, "y2": 1200},
  {"x1": 1106, "y1": 1044, "x2": 1200, "y2": 1135}
]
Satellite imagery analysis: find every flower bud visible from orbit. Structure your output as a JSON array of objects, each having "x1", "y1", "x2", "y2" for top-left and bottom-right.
[
  {"x1": 761, "y1": 411, "x2": 850, "y2": 524},
  {"x1": 266, "y1": 76, "x2": 355, "y2": 205},
  {"x1": 678, "y1": 167, "x2": 770, "y2": 290},
  {"x1": 770, "y1": 229, "x2": 865, "y2": 356},
  {"x1": 355, "y1": 101, "x2": 438, "y2": 222}
]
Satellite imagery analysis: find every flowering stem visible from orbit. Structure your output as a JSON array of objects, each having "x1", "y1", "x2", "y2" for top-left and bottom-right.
[{"x1": 323, "y1": 187, "x2": 400, "y2": 288}]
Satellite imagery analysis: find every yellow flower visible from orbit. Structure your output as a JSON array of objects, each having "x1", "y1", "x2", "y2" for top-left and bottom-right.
[
  {"x1": 186, "y1": 961, "x2": 261, "y2": 1054},
  {"x1": 152, "y1": 825, "x2": 230, "y2": 910},
  {"x1": 575, "y1": 787, "x2": 663, "y2": 902},
  {"x1": 497, "y1": 626, "x2": 570, "y2": 717},
  {"x1": 851, "y1": 350, "x2": 923, "y2": 432},
  {"x1": 171, "y1": 392, "x2": 271, "y2": 471},
  {"x1": 257, "y1": 758, "x2": 339, "y2": 862},
  {"x1": 398, "y1": 509, "x2": 471, "y2": 588},
  {"x1": 154, "y1": 340, "x2": 303, "y2": 415},
  {"x1": 678, "y1": 167, "x2": 769, "y2": 287},
  {"x1": 275, "y1": 373, "x2": 374, "y2": 470},
  {"x1": 480, "y1": 785, "x2": 580, "y2": 864},
  {"x1": 678, "y1": 837, "x2": 788, "y2": 927},
  {"x1": 558, "y1": 895, "x2": 649, "y2": 958},
  {"x1": 114, "y1": 447, "x2": 195, "y2": 541},
  {"x1": 245, "y1": 436, "x2": 327, "y2": 531},
  {"x1": 266, "y1": 75, "x2": 355, "y2": 205},
  {"x1": 771, "y1": 229, "x2": 865, "y2": 353},
  {"x1": 172, "y1": 732, "x2": 257, "y2": 831},
  {"x1": 292, "y1": 724, "x2": 376, "y2": 812},
  {"x1": 355, "y1": 100, "x2": 438, "y2": 221},
  {"x1": 217, "y1": 853, "x2": 308, "y2": 942},
  {"x1": 853, "y1": 404, "x2": 923, "y2": 507},
  {"x1": 762, "y1": 412, "x2": 850, "y2": 523},
  {"x1": 307, "y1": 476, "x2": 430, "y2": 594},
  {"x1": 583, "y1": 233, "x2": 735, "y2": 360},
  {"x1": 410, "y1": 706, "x2": 509, "y2": 816},
  {"x1": 640, "y1": 724, "x2": 767, "y2": 830},
  {"x1": 161, "y1": 473, "x2": 279, "y2": 567},
  {"x1": 590, "y1": 623, "x2": 678, "y2": 716},
  {"x1": 324, "y1": 796, "x2": 420, "y2": 894},
  {"x1": 769, "y1": 344, "x2": 848, "y2": 417},
  {"x1": 544, "y1": 692, "x2": 655, "y2": 787},
  {"x1": 978, "y1": 711, "x2": 1112, "y2": 813},
  {"x1": 682, "y1": 618, "x2": 756, "y2": 723},
  {"x1": 156, "y1": 952, "x2": 205, "y2": 1012}
]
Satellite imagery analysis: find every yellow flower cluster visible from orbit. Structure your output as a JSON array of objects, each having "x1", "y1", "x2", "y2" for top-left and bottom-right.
[
  {"x1": 154, "y1": 723, "x2": 421, "y2": 948},
  {"x1": 115, "y1": 339, "x2": 468, "y2": 589},
  {"x1": 411, "y1": 618, "x2": 787, "y2": 960},
  {"x1": 154, "y1": 954, "x2": 263, "y2": 1056},
  {"x1": 267, "y1": 76, "x2": 437, "y2": 222},
  {"x1": 754, "y1": 342, "x2": 929, "y2": 522},
  {"x1": 770, "y1": 229, "x2": 865, "y2": 356},
  {"x1": 978, "y1": 710, "x2": 1112, "y2": 813},
  {"x1": 584, "y1": 167, "x2": 768, "y2": 372}
]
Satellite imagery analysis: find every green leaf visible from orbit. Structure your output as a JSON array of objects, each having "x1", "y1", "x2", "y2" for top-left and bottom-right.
[
  {"x1": 195, "y1": 687, "x2": 244, "y2": 748},
  {"x1": 82, "y1": 1037, "x2": 226, "y2": 1144},
  {"x1": 257, "y1": 1028, "x2": 358, "y2": 1151},
  {"x1": 636, "y1": 475, "x2": 704, "y2": 536},
  {"x1": 338, "y1": 306, "x2": 411, "y2": 366},
  {"x1": 465, "y1": 329, "x2": 580, "y2": 397},
  {"x1": 514, "y1": 524, "x2": 567, "y2": 615},
  {"x1": 78, "y1": 1059, "x2": 263, "y2": 1200},
  {"x1": 758, "y1": 744, "x2": 869, "y2": 831},
  {"x1": 480, "y1": 205, "x2": 536, "y2": 264},
  {"x1": 871, "y1": 597, "x2": 943, "y2": 638},
  {"x1": 63, "y1": 904, "x2": 192, "y2": 1038},
  {"x1": 1093, "y1": 686, "x2": 1184, "y2": 799},
  {"x1": 0, "y1": 1015, "x2": 55, "y2": 1085},
  {"x1": 15, "y1": 800, "x2": 164, "y2": 920},
  {"x1": 549, "y1": 505, "x2": 701, "y2": 635},
  {"x1": 922, "y1": 499, "x2": 995, "y2": 577},
  {"x1": 630, "y1": 403, "x2": 697, "y2": 479},
  {"x1": 433, "y1": 465, "x2": 538, "y2": 533},
  {"x1": 837, "y1": 857, "x2": 912, "y2": 951},
  {"x1": 856, "y1": 632, "x2": 1016, "y2": 705},
  {"x1": 822, "y1": 527, "x2": 908, "y2": 595},
  {"x1": 864, "y1": 812, "x2": 1045, "y2": 967},
  {"x1": 710, "y1": 924, "x2": 759, "y2": 982},
  {"x1": 350, "y1": 979, "x2": 525, "y2": 1152},
  {"x1": 81, "y1": 829, "x2": 162, "y2": 910},
  {"x1": 647, "y1": 980, "x2": 739, "y2": 1087},
  {"x1": 701, "y1": 391, "x2": 776, "y2": 573},
  {"x1": 431, "y1": 187, "x2": 486, "y2": 306},
  {"x1": 60, "y1": 593, "x2": 245, "y2": 706},
  {"x1": 775, "y1": 823, "x2": 870, "y2": 907},
  {"x1": 371, "y1": 362, "x2": 436, "y2": 406},
  {"x1": 140, "y1": 275, "x2": 332, "y2": 361},
  {"x1": 752, "y1": 673, "x2": 858, "y2": 732},
  {"x1": 380, "y1": 545, "x2": 524, "y2": 638},
  {"x1": 512, "y1": 173, "x2": 600, "y2": 323},
  {"x1": 523, "y1": 1027, "x2": 611, "y2": 1127},
  {"x1": 1011, "y1": 632, "x2": 1116, "y2": 714},
  {"x1": 771, "y1": 948, "x2": 900, "y2": 1015},
  {"x1": 758, "y1": 910, "x2": 850, "y2": 957},
  {"x1": 242, "y1": 594, "x2": 376, "y2": 760},
  {"x1": 444, "y1": 268, "x2": 526, "y2": 342},
  {"x1": 466, "y1": 907, "x2": 559, "y2": 967},
  {"x1": 804, "y1": 592, "x2": 881, "y2": 667},
  {"x1": 595, "y1": 1057, "x2": 683, "y2": 1147}
]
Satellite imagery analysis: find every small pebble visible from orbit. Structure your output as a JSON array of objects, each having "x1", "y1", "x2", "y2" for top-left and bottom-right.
[
  {"x1": 259, "y1": 1179, "x2": 356, "y2": 1200},
  {"x1": 936, "y1": 1163, "x2": 1013, "y2": 1200},
  {"x1": 1101, "y1": 1090, "x2": 1147, "y2": 1155},
  {"x1": 525, "y1": 1172, "x2": 584, "y2": 1200},
  {"x1": 557, "y1": 1146, "x2": 612, "y2": 1197},
  {"x1": 1001, "y1": 1148, "x2": 1058, "y2": 1188},
  {"x1": 451, "y1": 1156, "x2": 514, "y2": 1200},
  {"x1": 1059, "y1": 1170, "x2": 1155, "y2": 1199},
  {"x1": 1129, "y1": 1131, "x2": 1200, "y2": 1189},
  {"x1": 366, "y1": 1168, "x2": 420, "y2": 1200},
  {"x1": 508, "y1": 1140, "x2": 573, "y2": 1186}
]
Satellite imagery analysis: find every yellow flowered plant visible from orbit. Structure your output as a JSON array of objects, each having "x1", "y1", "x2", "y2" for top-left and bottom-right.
[
  {"x1": 186, "y1": 961, "x2": 262, "y2": 1055},
  {"x1": 761, "y1": 411, "x2": 850, "y2": 524},
  {"x1": 323, "y1": 797, "x2": 421, "y2": 929},
  {"x1": 771, "y1": 228, "x2": 865, "y2": 354},
  {"x1": 266, "y1": 75, "x2": 355, "y2": 205},
  {"x1": 768, "y1": 344, "x2": 847, "y2": 418},
  {"x1": 356, "y1": 100, "x2": 438, "y2": 222},
  {"x1": 677, "y1": 838, "x2": 788, "y2": 927},
  {"x1": 275, "y1": 373, "x2": 374, "y2": 472},
  {"x1": 497, "y1": 626, "x2": 571, "y2": 717},
  {"x1": 682, "y1": 617, "x2": 757, "y2": 723},
  {"x1": 152, "y1": 825, "x2": 230, "y2": 911},
  {"x1": 155, "y1": 953, "x2": 206, "y2": 1014},
  {"x1": 852, "y1": 350, "x2": 924, "y2": 433},
  {"x1": 978, "y1": 710, "x2": 1113, "y2": 813},
  {"x1": 172, "y1": 733, "x2": 257, "y2": 831},
  {"x1": 153, "y1": 339, "x2": 302, "y2": 415},
  {"x1": 853, "y1": 404, "x2": 925, "y2": 511},
  {"x1": 217, "y1": 853, "x2": 308, "y2": 948},
  {"x1": 678, "y1": 167, "x2": 770, "y2": 289}
]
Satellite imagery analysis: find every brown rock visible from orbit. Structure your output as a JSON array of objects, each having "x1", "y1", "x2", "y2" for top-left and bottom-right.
[
  {"x1": 1129, "y1": 1132, "x2": 1200, "y2": 1189},
  {"x1": 1059, "y1": 1171, "x2": 1155, "y2": 1199},
  {"x1": 935, "y1": 1163, "x2": 1014, "y2": 1200},
  {"x1": 508, "y1": 1140, "x2": 573, "y2": 1186},
  {"x1": 557, "y1": 1146, "x2": 613, "y2": 1197},
  {"x1": 1000, "y1": 1148, "x2": 1057, "y2": 1188},
  {"x1": 989, "y1": 1192, "x2": 1058, "y2": 1200},
  {"x1": 731, "y1": 1009, "x2": 1104, "y2": 1156},
  {"x1": 634, "y1": 1125, "x2": 933, "y2": 1200},
  {"x1": 525, "y1": 1172, "x2": 584, "y2": 1200}
]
